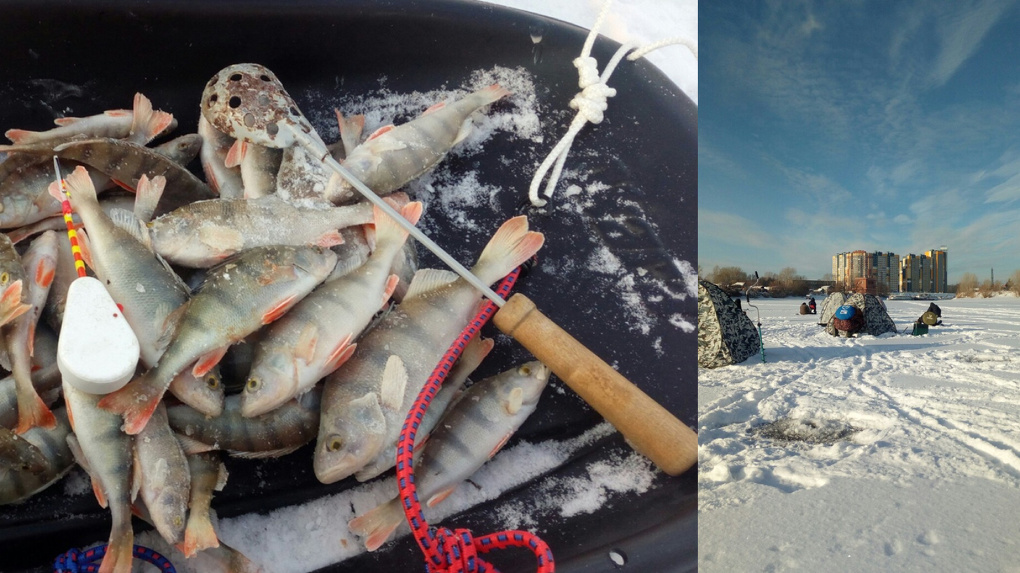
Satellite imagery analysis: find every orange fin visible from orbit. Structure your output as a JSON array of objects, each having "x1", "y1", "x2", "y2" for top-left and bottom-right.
[
  {"x1": 262, "y1": 295, "x2": 297, "y2": 324},
  {"x1": 0, "y1": 281, "x2": 32, "y2": 327},
  {"x1": 76, "y1": 228, "x2": 96, "y2": 271},
  {"x1": 4, "y1": 129, "x2": 31, "y2": 144},
  {"x1": 426, "y1": 486, "x2": 457, "y2": 508},
  {"x1": 16, "y1": 392, "x2": 57, "y2": 433},
  {"x1": 224, "y1": 139, "x2": 247, "y2": 168},
  {"x1": 366, "y1": 124, "x2": 395, "y2": 141},
  {"x1": 182, "y1": 518, "x2": 220, "y2": 557},
  {"x1": 325, "y1": 335, "x2": 356, "y2": 372},
  {"x1": 129, "y1": 92, "x2": 175, "y2": 144},
  {"x1": 488, "y1": 432, "x2": 513, "y2": 459},
  {"x1": 473, "y1": 216, "x2": 544, "y2": 285},
  {"x1": 35, "y1": 258, "x2": 56, "y2": 289},
  {"x1": 314, "y1": 230, "x2": 345, "y2": 248},
  {"x1": 112, "y1": 178, "x2": 136, "y2": 193},
  {"x1": 97, "y1": 379, "x2": 162, "y2": 435},
  {"x1": 92, "y1": 477, "x2": 108, "y2": 508},
  {"x1": 422, "y1": 101, "x2": 446, "y2": 116},
  {"x1": 193, "y1": 346, "x2": 230, "y2": 378}
]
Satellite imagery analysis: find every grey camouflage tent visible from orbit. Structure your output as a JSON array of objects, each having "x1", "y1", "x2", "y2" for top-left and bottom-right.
[
  {"x1": 818, "y1": 292, "x2": 847, "y2": 326},
  {"x1": 825, "y1": 292, "x2": 897, "y2": 337},
  {"x1": 698, "y1": 279, "x2": 761, "y2": 368}
]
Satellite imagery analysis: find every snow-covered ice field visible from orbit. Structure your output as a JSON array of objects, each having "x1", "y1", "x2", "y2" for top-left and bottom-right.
[{"x1": 699, "y1": 295, "x2": 1020, "y2": 572}]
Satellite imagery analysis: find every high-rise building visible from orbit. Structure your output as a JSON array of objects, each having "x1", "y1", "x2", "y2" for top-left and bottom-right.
[
  {"x1": 900, "y1": 254, "x2": 922, "y2": 292},
  {"x1": 927, "y1": 249, "x2": 948, "y2": 293},
  {"x1": 898, "y1": 250, "x2": 947, "y2": 293},
  {"x1": 832, "y1": 250, "x2": 900, "y2": 293},
  {"x1": 871, "y1": 252, "x2": 900, "y2": 294}
]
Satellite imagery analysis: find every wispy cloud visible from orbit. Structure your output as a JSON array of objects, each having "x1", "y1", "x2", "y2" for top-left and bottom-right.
[
  {"x1": 699, "y1": 210, "x2": 776, "y2": 249},
  {"x1": 701, "y1": 0, "x2": 1020, "y2": 280},
  {"x1": 929, "y1": 0, "x2": 1014, "y2": 87}
]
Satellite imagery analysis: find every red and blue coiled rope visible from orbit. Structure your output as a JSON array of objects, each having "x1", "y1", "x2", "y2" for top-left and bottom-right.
[
  {"x1": 394, "y1": 265, "x2": 555, "y2": 573},
  {"x1": 54, "y1": 544, "x2": 175, "y2": 573}
]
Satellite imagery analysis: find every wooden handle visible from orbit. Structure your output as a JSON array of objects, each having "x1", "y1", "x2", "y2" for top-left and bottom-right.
[{"x1": 493, "y1": 293, "x2": 697, "y2": 476}]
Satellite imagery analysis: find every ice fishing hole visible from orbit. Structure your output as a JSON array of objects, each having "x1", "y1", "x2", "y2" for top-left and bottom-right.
[
  {"x1": 228, "y1": 96, "x2": 241, "y2": 109},
  {"x1": 229, "y1": 73, "x2": 242, "y2": 81},
  {"x1": 207, "y1": 94, "x2": 218, "y2": 105},
  {"x1": 260, "y1": 74, "x2": 271, "y2": 82},
  {"x1": 608, "y1": 549, "x2": 627, "y2": 567},
  {"x1": 267, "y1": 123, "x2": 279, "y2": 136},
  {"x1": 748, "y1": 417, "x2": 861, "y2": 445}
]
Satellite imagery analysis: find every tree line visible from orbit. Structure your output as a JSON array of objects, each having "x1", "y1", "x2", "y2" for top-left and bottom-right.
[
  {"x1": 955, "y1": 270, "x2": 1020, "y2": 298},
  {"x1": 701, "y1": 265, "x2": 1020, "y2": 299},
  {"x1": 699, "y1": 265, "x2": 809, "y2": 298}
]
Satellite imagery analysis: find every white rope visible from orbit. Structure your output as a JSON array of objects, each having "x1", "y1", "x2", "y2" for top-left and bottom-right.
[{"x1": 528, "y1": 0, "x2": 698, "y2": 207}]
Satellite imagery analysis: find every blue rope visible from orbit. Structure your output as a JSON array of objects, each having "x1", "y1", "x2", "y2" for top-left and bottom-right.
[{"x1": 54, "y1": 544, "x2": 176, "y2": 573}]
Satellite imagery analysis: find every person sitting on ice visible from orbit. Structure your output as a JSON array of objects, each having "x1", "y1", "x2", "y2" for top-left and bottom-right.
[
  {"x1": 832, "y1": 304, "x2": 865, "y2": 337},
  {"x1": 916, "y1": 302, "x2": 943, "y2": 327},
  {"x1": 808, "y1": 296, "x2": 817, "y2": 314}
]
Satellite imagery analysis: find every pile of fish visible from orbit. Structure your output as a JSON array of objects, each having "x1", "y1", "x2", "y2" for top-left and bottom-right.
[{"x1": 0, "y1": 71, "x2": 552, "y2": 573}]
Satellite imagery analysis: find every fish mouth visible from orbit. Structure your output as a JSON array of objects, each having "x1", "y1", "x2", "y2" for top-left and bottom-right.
[
  {"x1": 313, "y1": 453, "x2": 367, "y2": 484},
  {"x1": 240, "y1": 390, "x2": 288, "y2": 418}
]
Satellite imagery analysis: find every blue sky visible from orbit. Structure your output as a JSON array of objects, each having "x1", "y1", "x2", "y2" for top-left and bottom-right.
[{"x1": 699, "y1": 0, "x2": 1020, "y2": 283}]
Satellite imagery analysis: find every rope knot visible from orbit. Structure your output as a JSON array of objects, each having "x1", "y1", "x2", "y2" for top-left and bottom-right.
[
  {"x1": 570, "y1": 56, "x2": 616, "y2": 124},
  {"x1": 431, "y1": 527, "x2": 480, "y2": 573}
]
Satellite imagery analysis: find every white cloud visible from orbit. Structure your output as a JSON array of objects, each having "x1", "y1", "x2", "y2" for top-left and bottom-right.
[
  {"x1": 929, "y1": 0, "x2": 1014, "y2": 87},
  {"x1": 699, "y1": 210, "x2": 776, "y2": 248}
]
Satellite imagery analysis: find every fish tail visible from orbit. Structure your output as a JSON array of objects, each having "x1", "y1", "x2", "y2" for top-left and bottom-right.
[
  {"x1": 348, "y1": 498, "x2": 404, "y2": 552},
  {"x1": 97, "y1": 374, "x2": 163, "y2": 435},
  {"x1": 182, "y1": 512, "x2": 220, "y2": 557},
  {"x1": 372, "y1": 201, "x2": 422, "y2": 254},
  {"x1": 471, "y1": 216, "x2": 544, "y2": 285},
  {"x1": 15, "y1": 386, "x2": 56, "y2": 433},
  {"x1": 130, "y1": 93, "x2": 174, "y2": 144},
  {"x1": 475, "y1": 83, "x2": 511, "y2": 105},
  {"x1": 63, "y1": 165, "x2": 100, "y2": 206},
  {"x1": 0, "y1": 280, "x2": 32, "y2": 327},
  {"x1": 99, "y1": 504, "x2": 135, "y2": 573},
  {"x1": 4, "y1": 128, "x2": 40, "y2": 144}
]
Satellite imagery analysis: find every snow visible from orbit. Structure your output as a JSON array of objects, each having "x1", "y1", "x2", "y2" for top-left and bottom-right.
[
  {"x1": 699, "y1": 296, "x2": 1020, "y2": 571},
  {"x1": 133, "y1": 422, "x2": 659, "y2": 573},
  {"x1": 481, "y1": 0, "x2": 698, "y2": 104}
]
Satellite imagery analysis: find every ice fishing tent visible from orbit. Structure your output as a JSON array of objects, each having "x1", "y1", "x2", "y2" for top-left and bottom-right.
[
  {"x1": 818, "y1": 292, "x2": 847, "y2": 326},
  {"x1": 698, "y1": 279, "x2": 761, "y2": 368},
  {"x1": 824, "y1": 292, "x2": 897, "y2": 337}
]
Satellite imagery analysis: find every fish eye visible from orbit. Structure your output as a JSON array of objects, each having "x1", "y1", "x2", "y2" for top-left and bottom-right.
[
  {"x1": 206, "y1": 375, "x2": 220, "y2": 389},
  {"x1": 0, "y1": 272, "x2": 8, "y2": 286},
  {"x1": 246, "y1": 378, "x2": 260, "y2": 392},
  {"x1": 327, "y1": 436, "x2": 343, "y2": 451},
  {"x1": 518, "y1": 365, "x2": 532, "y2": 376}
]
